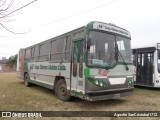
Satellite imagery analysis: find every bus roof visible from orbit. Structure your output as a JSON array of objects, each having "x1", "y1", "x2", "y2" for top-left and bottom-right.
[{"x1": 132, "y1": 42, "x2": 160, "y2": 49}]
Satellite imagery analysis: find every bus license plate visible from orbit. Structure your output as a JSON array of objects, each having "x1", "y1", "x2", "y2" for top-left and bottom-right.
[{"x1": 114, "y1": 94, "x2": 120, "y2": 98}]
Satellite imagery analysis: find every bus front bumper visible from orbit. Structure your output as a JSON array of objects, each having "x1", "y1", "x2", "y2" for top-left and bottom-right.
[{"x1": 85, "y1": 88, "x2": 134, "y2": 101}]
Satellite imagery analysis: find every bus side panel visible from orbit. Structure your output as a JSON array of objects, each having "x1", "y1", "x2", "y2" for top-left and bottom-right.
[{"x1": 27, "y1": 62, "x2": 71, "y2": 90}]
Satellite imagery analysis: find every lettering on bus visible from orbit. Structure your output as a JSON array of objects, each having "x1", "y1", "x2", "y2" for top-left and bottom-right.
[
  {"x1": 29, "y1": 64, "x2": 66, "y2": 71},
  {"x1": 93, "y1": 22, "x2": 131, "y2": 38}
]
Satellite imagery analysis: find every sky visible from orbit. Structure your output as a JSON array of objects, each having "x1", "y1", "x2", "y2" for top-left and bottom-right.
[{"x1": 0, "y1": 0, "x2": 160, "y2": 59}]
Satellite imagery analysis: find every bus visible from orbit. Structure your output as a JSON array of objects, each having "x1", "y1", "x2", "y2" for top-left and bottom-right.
[
  {"x1": 132, "y1": 43, "x2": 160, "y2": 88},
  {"x1": 17, "y1": 21, "x2": 134, "y2": 101}
]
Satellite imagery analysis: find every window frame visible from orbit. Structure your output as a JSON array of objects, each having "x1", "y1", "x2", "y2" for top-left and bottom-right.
[
  {"x1": 38, "y1": 42, "x2": 49, "y2": 61},
  {"x1": 25, "y1": 48, "x2": 31, "y2": 61},
  {"x1": 63, "y1": 35, "x2": 72, "y2": 61},
  {"x1": 50, "y1": 37, "x2": 65, "y2": 62}
]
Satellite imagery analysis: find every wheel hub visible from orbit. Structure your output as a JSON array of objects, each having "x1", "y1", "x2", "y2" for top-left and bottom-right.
[{"x1": 59, "y1": 85, "x2": 67, "y2": 96}]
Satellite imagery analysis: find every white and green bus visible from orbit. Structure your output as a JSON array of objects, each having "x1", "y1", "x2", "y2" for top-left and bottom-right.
[{"x1": 17, "y1": 21, "x2": 134, "y2": 101}]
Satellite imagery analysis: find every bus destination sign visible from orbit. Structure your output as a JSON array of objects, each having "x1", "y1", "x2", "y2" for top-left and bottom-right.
[{"x1": 93, "y1": 22, "x2": 131, "y2": 38}]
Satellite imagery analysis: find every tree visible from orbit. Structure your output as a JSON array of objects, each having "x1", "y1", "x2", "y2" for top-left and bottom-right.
[
  {"x1": 0, "y1": 0, "x2": 17, "y2": 33},
  {"x1": 7, "y1": 54, "x2": 17, "y2": 68},
  {"x1": 0, "y1": 0, "x2": 37, "y2": 33}
]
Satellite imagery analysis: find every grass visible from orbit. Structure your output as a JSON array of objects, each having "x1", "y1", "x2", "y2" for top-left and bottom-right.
[{"x1": 0, "y1": 72, "x2": 160, "y2": 120}]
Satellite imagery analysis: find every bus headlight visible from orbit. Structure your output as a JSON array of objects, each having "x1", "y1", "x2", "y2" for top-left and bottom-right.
[
  {"x1": 100, "y1": 81, "x2": 103, "y2": 87},
  {"x1": 95, "y1": 80, "x2": 99, "y2": 85},
  {"x1": 87, "y1": 77, "x2": 106, "y2": 88},
  {"x1": 128, "y1": 78, "x2": 134, "y2": 86}
]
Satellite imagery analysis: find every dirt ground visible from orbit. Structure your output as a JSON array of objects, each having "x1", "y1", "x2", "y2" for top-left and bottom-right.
[{"x1": 0, "y1": 72, "x2": 160, "y2": 120}]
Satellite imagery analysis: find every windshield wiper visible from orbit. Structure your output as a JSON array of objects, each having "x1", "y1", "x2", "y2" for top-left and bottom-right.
[{"x1": 115, "y1": 44, "x2": 129, "y2": 71}]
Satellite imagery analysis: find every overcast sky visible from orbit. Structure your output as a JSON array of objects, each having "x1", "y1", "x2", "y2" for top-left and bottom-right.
[{"x1": 0, "y1": 0, "x2": 160, "y2": 59}]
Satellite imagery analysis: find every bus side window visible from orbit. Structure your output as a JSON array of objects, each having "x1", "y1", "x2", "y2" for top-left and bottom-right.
[
  {"x1": 31, "y1": 47, "x2": 35, "y2": 61},
  {"x1": 64, "y1": 36, "x2": 71, "y2": 61},
  {"x1": 34, "y1": 45, "x2": 39, "y2": 61},
  {"x1": 39, "y1": 43, "x2": 49, "y2": 61},
  {"x1": 25, "y1": 49, "x2": 31, "y2": 61},
  {"x1": 50, "y1": 37, "x2": 64, "y2": 61}
]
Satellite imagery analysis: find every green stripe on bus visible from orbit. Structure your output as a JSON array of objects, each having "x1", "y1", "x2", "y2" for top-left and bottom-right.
[{"x1": 84, "y1": 67, "x2": 90, "y2": 76}]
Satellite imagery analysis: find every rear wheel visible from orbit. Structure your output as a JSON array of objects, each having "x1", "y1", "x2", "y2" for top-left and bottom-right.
[
  {"x1": 24, "y1": 73, "x2": 31, "y2": 87},
  {"x1": 55, "y1": 79, "x2": 71, "y2": 102}
]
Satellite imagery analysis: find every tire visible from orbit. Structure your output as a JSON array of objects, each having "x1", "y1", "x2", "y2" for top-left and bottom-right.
[
  {"x1": 24, "y1": 73, "x2": 31, "y2": 87},
  {"x1": 55, "y1": 79, "x2": 71, "y2": 102}
]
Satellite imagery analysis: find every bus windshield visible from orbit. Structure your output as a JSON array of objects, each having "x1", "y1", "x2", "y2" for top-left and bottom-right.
[
  {"x1": 158, "y1": 49, "x2": 160, "y2": 73},
  {"x1": 87, "y1": 31, "x2": 132, "y2": 68}
]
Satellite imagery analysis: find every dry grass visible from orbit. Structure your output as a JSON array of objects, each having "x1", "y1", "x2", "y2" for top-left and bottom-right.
[{"x1": 0, "y1": 72, "x2": 160, "y2": 120}]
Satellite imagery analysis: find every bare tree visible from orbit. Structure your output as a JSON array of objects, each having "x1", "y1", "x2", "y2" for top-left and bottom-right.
[
  {"x1": 0, "y1": 0, "x2": 17, "y2": 33},
  {"x1": 0, "y1": 0, "x2": 37, "y2": 34}
]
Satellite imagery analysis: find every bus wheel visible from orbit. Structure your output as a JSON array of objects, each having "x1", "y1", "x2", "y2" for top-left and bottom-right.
[
  {"x1": 55, "y1": 79, "x2": 71, "y2": 102},
  {"x1": 24, "y1": 73, "x2": 31, "y2": 87}
]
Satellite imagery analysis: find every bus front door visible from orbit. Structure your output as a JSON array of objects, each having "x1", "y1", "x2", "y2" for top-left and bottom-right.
[
  {"x1": 136, "y1": 52, "x2": 154, "y2": 86},
  {"x1": 71, "y1": 40, "x2": 84, "y2": 95}
]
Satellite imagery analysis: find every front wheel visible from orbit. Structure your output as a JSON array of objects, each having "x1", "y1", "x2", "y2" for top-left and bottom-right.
[
  {"x1": 55, "y1": 79, "x2": 71, "y2": 102},
  {"x1": 24, "y1": 73, "x2": 31, "y2": 87}
]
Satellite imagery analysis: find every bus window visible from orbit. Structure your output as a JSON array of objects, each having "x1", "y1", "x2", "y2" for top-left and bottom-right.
[
  {"x1": 87, "y1": 31, "x2": 115, "y2": 68},
  {"x1": 64, "y1": 36, "x2": 71, "y2": 61},
  {"x1": 117, "y1": 40, "x2": 125, "y2": 50},
  {"x1": 116, "y1": 36, "x2": 132, "y2": 63},
  {"x1": 90, "y1": 45, "x2": 96, "y2": 53},
  {"x1": 138, "y1": 54, "x2": 141, "y2": 66},
  {"x1": 105, "y1": 43, "x2": 108, "y2": 53},
  {"x1": 142, "y1": 54, "x2": 144, "y2": 66},
  {"x1": 25, "y1": 49, "x2": 31, "y2": 61},
  {"x1": 50, "y1": 37, "x2": 64, "y2": 61},
  {"x1": 34, "y1": 45, "x2": 39, "y2": 61},
  {"x1": 39, "y1": 43, "x2": 49, "y2": 61},
  {"x1": 30, "y1": 47, "x2": 35, "y2": 61}
]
